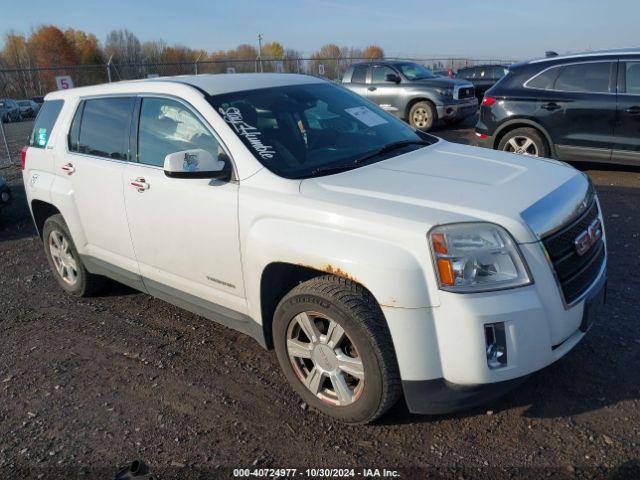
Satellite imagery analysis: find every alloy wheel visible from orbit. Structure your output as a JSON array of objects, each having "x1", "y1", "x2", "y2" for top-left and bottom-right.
[
  {"x1": 502, "y1": 135, "x2": 539, "y2": 156},
  {"x1": 48, "y1": 230, "x2": 79, "y2": 286},
  {"x1": 412, "y1": 107, "x2": 431, "y2": 129},
  {"x1": 286, "y1": 311, "x2": 364, "y2": 407}
]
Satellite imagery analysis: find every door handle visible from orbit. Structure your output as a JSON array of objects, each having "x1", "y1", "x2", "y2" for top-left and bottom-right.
[
  {"x1": 130, "y1": 177, "x2": 150, "y2": 192},
  {"x1": 625, "y1": 106, "x2": 640, "y2": 115},
  {"x1": 61, "y1": 163, "x2": 75, "y2": 175},
  {"x1": 367, "y1": 86, "x2": 377, "y2": 91},
  {"x1": 540, "y1": 102, "x2": 561, "y2": 111}
]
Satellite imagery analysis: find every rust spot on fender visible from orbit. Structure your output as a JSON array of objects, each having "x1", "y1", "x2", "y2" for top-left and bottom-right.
[
  {"x1": 322, "y1": 264, "x2": 357, "y2": 281},
  {"x1": 297, "y1": 263, "x2": 358, "y2": 282}
]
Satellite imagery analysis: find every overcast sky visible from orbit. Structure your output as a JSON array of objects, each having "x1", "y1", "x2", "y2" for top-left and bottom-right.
[{"x1": 1, "y1": 0, "x2": 638, "y2": 60}]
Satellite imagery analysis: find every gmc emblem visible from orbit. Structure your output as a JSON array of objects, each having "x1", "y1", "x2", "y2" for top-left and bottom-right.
[{"x1": 574, "y1": 218, "x2": 602, "y2": 256}]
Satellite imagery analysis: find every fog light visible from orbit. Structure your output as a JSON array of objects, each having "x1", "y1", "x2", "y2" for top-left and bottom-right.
[
  {"x1": 485, "y1": 322, "x2": 507, "y2": 369},
  {"x1": 1, "y1": 191, "x2": 8, "y2": 202}
]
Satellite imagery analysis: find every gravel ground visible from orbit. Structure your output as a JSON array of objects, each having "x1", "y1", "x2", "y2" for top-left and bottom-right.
[{"x1": 1, "y1": 119, "x2": 639, "y2": 479}]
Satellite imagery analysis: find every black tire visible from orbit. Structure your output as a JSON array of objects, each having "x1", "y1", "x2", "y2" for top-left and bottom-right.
[
  {"x1": 42, "y1": 214, "x2": 105, "y2": 297},
  {"x1": 497, "y1": 127, "x2": 549, "y2": 158},
  {"x1": 273, "y1": 275, "x2": 401, "y2": 424},
  {"x1": 408, "y1": 101, "x2": 437, "y2": 131}
]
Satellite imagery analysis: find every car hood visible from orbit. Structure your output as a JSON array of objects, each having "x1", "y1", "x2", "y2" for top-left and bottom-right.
[
  {"x1": 299, "y1": 140, "x2": 587, "y2": 243},
  {"x1": 409, "y1": 77, "x2": 472, "y2": 88}
]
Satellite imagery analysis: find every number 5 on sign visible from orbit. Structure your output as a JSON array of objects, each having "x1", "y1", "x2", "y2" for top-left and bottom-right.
[{"x1": 55, "y1": 76, "x2": 73, "y2": 90}]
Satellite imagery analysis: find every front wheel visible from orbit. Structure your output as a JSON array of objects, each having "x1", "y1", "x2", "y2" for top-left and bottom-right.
[
  {"x1": 498, "y1": 127, "x2": 549, "y2": 157},
  {"x1": 408, "y1": 101, "x2": 437, "y2": 131},
  {"x1": 273, "y1": 275, "x2": 401, "y2": 424}
]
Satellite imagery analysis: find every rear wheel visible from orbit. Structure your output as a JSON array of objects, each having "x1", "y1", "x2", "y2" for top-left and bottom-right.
[
  {"x1": 42, "y1": 214, "x2": 105, "y2": 296},
  {"x1": 498, "y1": 127, "x2": 549, "y2": 157},
  {"x1": 273, "y1": 275, "x2": 401, "y2": 424},
  {"x1": 408, "y1": 101, "x2": 437, "y2": 131}
]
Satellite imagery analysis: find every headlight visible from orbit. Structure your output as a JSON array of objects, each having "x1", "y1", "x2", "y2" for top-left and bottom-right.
[
  {"x1": 429, "y1": 223, "x2": 532, "y2": 292},
  {"x1": 435, "y1": 87, "x2": 453, "y2": 98}
]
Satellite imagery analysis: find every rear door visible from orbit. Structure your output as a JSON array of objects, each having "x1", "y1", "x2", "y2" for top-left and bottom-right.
[
  {"x1": 344, "y1": 64, "x2": 369, "y2": 99},
  {"x1": 367, "y1": 64, "x2": 403, "y2": 117},
  {"x1": 532, "y1": 61, "x2": 616, "y2": 162},
  {"x1": 613, "y1": 59, "x2": 640, "y2": 165},
  {"x1": 63, "y1": 97, "x2": 140, "y2": 274}
]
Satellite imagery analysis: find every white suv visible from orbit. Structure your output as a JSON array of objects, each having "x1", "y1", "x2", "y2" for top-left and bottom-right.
[{"x1": 23, "y1": 74, "x2": 607, "y2": 423}]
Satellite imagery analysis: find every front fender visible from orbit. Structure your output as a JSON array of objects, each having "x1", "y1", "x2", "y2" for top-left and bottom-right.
[{"x1": 243, "y1": 218, "x2": 438, "y2": 323}]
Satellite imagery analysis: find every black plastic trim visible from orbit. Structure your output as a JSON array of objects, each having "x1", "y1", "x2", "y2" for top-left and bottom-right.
[{"x1": 402, "y1": 376, "x2": 528, "y2": 415}]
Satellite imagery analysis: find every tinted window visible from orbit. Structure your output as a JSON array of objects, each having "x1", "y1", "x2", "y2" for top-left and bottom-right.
[
  {"x1": 492, "y1": 66, "x2": 509, "y2": 78},
  {"x1": 397, "y1": 63, "x2": 435, "y2": 80},
  {"x1": 460, "y1": 68, "x2": 476, "y2": 79},
  {"x1": 29, "y1": 100, "x2": 64, "y2": 148},
  {"x1": 554, "y1": 62, "x2": 612, "y2": 93},
  {"x1": 209, "y1": 83, "x2": 434, "y2": 179},
  {"x1": 138, "y1": 98, "x2": 221, "y2": 167},
  {"x1": 351, "y1": 65, "x2": 367, "y2": 83},
  {"x1": 371, "y1": 66, "x2": 397, "y2": 83},
  {"x1": 78, "y1": 97, "x2": 134, "y2": 160},
  {"x1": 625, "y1": 62, "x2": 640, "y2": 95},
  {"x1": 526, "y1": 66, "x2": 561, "y2": 90}
]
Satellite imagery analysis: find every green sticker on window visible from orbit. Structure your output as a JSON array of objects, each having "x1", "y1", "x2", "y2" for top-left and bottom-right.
[{"x1": 37, "y1": 128, "x2": 47, "y2": 147}]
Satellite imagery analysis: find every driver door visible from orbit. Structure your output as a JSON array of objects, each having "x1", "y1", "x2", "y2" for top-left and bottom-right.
[{"x1": 123, "y1": 96, "x2": 245, "y2": 313}]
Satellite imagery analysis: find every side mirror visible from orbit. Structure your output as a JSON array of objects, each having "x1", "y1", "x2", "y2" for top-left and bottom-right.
[
  {"x1": 385, "y1": 73, "x2": 401, "y2": 84},
  {"x1": 163, "y1": 149, "x2": 232, "y2": 181}
]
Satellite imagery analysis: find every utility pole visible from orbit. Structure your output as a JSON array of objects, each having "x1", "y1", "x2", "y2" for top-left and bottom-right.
[
  {"x1": 194, "y1": 52, "x2": 203, "y2": 75},
  {"x1": 257, "y1": 33, "x2": 263, "y2": 73},
  {"x1": 107, "y1": 55, "x2": 113, "y2": 83}
]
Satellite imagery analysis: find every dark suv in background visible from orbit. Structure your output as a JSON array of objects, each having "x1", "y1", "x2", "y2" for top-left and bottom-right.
[
  {"x1": 475, "y1": 49, "x2": 640, "y2": 166},
  {"x1": 455, "y1": 65, "x2": 509, "y2": 102},
  {"x1": 342, "y1": 61, "x2": 477, "y2": 131}
]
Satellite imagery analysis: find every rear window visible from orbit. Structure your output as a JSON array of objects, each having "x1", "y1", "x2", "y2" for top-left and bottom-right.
[
  {"x1": 525, "y1": 67, "x2": 561, "y2": 90},
  {"x1": 73, "y1": 97, "x2": 135, "y2": 160},
  {"x1": 29, "y1": 100, "x2": 64, "y2": 148},
  {"x1": 351, "y1": 65, "x2": 367, "y2": 83},
  {"x1": 554, "y1": 62, "x2": 612, "y2": 93}
]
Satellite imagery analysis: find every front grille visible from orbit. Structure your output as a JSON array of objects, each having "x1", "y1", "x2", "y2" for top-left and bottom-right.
[
  {"x1": 457, "y1": 87, "x2": 475, "y2": 99},
  {"x1": 542, "y1": 201, "x2": 605, "y2": 305}
]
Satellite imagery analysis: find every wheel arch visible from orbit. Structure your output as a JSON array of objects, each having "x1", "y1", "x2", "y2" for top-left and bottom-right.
[
  {"x1": 31, "y1": 199, "x2": 61, "y2": 238},
  {"x1": 493, "y1": 119, "x2": 555, "y2": 157}
]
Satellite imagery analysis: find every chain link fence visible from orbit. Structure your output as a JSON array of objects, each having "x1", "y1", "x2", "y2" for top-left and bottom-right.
[{"x1": 0, "y1": 56, "x2": 514, "y2": 166}]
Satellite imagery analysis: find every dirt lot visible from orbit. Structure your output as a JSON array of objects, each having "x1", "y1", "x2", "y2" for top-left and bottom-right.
[{"x1": 1, "y1": 119, "x2": 639, "y2": 479}]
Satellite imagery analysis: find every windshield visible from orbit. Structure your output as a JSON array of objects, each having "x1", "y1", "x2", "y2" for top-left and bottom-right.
[
  {"x1": 397, "y1": 63, "x2": 436, "y2": 80},
  {"x1": 209, "y1": 83, "x2": 435, "y2": 179}
]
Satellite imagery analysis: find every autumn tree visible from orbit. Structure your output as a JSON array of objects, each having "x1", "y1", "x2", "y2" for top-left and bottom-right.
[
  {"x1": 309, "y1": 43, "x2": 342, "y2": 79},
  {"x1": 28, "y1": 26, "x2": 77, "y2": 90},
  {"x1": 1, "y1": 32, "x2": 37, "y2": 96},
  {"x1": 362, "y1": 45, "x2": 384, "y2": 59}
]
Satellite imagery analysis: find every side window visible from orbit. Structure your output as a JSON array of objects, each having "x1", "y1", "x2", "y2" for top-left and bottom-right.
[
  {"x1": 351, "y1": 65, "x2": 368, "y2": 84},
  {"x1": 78, "y1": 97, "x2": 134, "y2": 160},
  {"x1": 625, "y1": 62, "x2": 640, "y2": 95},
  {"x1": 463, "y1": 68, "x2": 476, "y2": 80},
  {"x1": 526, "y1": 66, "x2": 561, "y2": 90},
  {"x1": 371, "y1": 65, "x2": 397, "y2": 83},
  {"x1": 554, "y1": 62, "x2": 612, "y2": 93},
  {"x1": 138, "y1": 97, "x2": 221, "y2": 167},
  {"x1": 29, "y1": 100, "x2": 64, "y2": 148}
]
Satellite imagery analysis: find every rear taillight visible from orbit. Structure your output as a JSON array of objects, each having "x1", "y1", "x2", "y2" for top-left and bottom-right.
[
  {"x1": 21, "y1": 146, "x2": 28, "y2": 170},
  {"x1": 481, "y1": 96, "x2": 496, "y2": 107}
]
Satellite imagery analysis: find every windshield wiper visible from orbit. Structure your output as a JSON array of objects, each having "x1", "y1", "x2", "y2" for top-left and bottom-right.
[
  {"x1": 310, "y1": 163, "x2": 359, "y2": 176},
  {"x1": 309, "y1": 140, "x2": 431, "y2": 177},
  {"x1": 353, "y1": 140, "x2": 431, "y2": 165}
]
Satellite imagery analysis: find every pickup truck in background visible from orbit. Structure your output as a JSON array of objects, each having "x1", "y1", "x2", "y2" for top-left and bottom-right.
[{"x1": 342, "y1": 61, "x2": 477, "y2": 131}]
